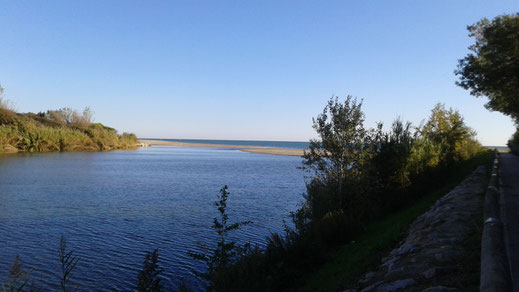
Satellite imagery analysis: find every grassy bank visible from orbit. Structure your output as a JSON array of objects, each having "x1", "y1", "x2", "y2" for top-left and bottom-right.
[
  {"x1": 0, "y1": 107, "x2": 138, "y2": 153},
  {"x1": 302, "y1": 149, "x2": 493, "y2": 291}
]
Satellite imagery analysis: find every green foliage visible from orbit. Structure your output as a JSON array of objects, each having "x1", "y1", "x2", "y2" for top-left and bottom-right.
[
  {"x1": 58, "y1": 236, "x2": 79, "y2": 292},
  {"x1": 188, "y1": 186, "x2": 252, "y2": 291},
  {"x1": 1, "y1": 256, "x2": 32, "y2": 292},
  {"x1": 507, "y1": 129, "x2": 519, "y2": 155},
  {"x1": 205, "y1": 97, "x2": 484, "y2": 292},
  {"x1": 420, "y1": 104, "x2": 479, "y2": 165},
  {"x1": 303, "y1": 149, "x2": 493, "y2": 292},
  {"x1": 137, "y1": 249, "x2": 163, "y2": 292},
  {"x1": 455, "y1": 13, "x2": 519, "y2": 121},
  {"x1": 302, "y1": 96, "x2": 374, "y2": 221},
  {"x1": 0, "y1": 101, "x2": 138, "y2": 153}
]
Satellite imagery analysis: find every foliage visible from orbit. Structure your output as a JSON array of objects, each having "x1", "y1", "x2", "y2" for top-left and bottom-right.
[
  {"x1": 0, "y1": 101, "x2": 138, "y2": 153},
  {"x1": 302, "y1": 148, "x2": 493, "y2": 292},
  {"x1": 302, "y1": 96, "x2": 374, "y2": 222},
  {"x1": 508, "y1": 129, "x2": 519, "y2": 155},
  {"x1": 58, "y1": 236, "x2": 79, "y2": 292},
  {"x1": 415, "y1": 104, "x2": 479, "y2": 167},
  {"x1": 137, "y1": 249, "x2": 163, "y2": 292},
  {"x1": 1, "y1": 256, "x2": 32, "y2": 292},
  {"x1": 202, "y1": 97, "x2": 484, "y2": 291},
  {"x1": 188, "y1": 186, "x2": 252, "y2": 291},
  {"x1": 455, "y1": 13, "x2": 519, "y2": 121},
  {"x1": 46, "y1": 107, "x2": 93, "y2": 128}
]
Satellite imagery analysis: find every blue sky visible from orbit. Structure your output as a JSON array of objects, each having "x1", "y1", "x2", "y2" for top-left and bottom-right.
[{"x1": 1, "y1": 1, "x2": 518, "y2": 145}]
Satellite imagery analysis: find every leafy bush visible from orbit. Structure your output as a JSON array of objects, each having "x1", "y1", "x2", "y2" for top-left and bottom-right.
[
  {"x1": 204, "y1": 97, "x2": 484, "y2": 291},
  {"x1": 508, "y1": 129, "x2": 519, "y2": 155}
]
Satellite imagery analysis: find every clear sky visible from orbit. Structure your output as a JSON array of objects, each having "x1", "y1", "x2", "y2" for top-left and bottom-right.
[{"x1": 1, "y1": 1, "x2": 518, "y2": 145}]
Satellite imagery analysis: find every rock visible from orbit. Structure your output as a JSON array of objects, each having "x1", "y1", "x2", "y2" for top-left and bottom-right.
[
  {"x1": 360, "y1": 280, "x2": 384, "y2": 292},
  {"x1": 422, "y1": 286, "x2": 457, "y2": 292},
  {"x1": 434, "y1": 250, "x2": 462, "y2": 263},
  {"x1": 359, "y1": 271, "x2": 377, "y2": 284},
  {"x1": 397, "y1": 243, "x2": 416, "y2": 256},
  {"x1": 422, "y1": 267, "x2": 438, "y2": 279},
  {"x1": 353, "y1": 167, "x2": 485, "y2": 292},
  {"x1": 375, "y1": 278, "x2": 417, "y2": 292}
]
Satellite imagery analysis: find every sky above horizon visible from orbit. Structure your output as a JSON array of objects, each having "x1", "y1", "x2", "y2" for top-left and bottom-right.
[{"x1": 1, "y1": 1, "x2": 518, "y2": 145}]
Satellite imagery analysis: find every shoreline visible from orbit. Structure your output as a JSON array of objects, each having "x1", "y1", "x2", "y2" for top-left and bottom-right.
[{"x1": 138, "y1": 139, "x2": 306, "y2": 157}]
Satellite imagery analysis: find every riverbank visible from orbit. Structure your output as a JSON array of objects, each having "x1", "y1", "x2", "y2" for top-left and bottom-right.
[
  {"x1": 138, "y1": 139, "x2": 306, "y2": 156},
  {"x1": 302, "y1": 150, "x2": 493, "y2": 291},
  {"x1": 0, "y1": 108, "x2": 139, "y2": 153}
]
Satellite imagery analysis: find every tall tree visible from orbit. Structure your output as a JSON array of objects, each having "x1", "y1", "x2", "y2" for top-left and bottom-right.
[
  {"x1": 455, "y1": 13, "x2": 519, "y2": 121},
  {"x1": 302, "y1": 96, "x2": 374, "y2": 220}
]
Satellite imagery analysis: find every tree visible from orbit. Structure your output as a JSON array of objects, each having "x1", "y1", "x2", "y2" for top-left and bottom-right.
[
  {"x1": 410, "y1": 104, "x2": 479, "y2": 170},
  {"x1": 455, "y1": 13, "x2": 519, "y2": 121},
  {"x1": 302, "y1": 96, "x2": 374, "y2": 220},
  {"x1": 137, "y1": 249, "x2": 163, "y2": 292}
]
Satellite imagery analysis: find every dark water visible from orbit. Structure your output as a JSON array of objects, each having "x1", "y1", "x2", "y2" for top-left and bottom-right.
[
  {"x1": 0, "y1": 146, "x2": 306, "y2": 291},
  {"x1": 145, "y1": 138, "x2": 310, "y2": 149}
]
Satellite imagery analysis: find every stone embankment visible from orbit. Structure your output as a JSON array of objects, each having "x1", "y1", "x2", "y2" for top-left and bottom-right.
[{"x1": 347, "y1": 166, "x2": 486, "y2": 292}]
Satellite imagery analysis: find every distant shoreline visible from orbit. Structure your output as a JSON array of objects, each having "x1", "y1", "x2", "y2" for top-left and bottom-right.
[{"x1": 138, "y1": 139, "x2": 306, "y2": 157}]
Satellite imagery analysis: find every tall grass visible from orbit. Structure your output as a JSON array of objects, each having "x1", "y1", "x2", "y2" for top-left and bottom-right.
[{"x1": 0, "y1": 107, "x2": 138, "y2": 153}]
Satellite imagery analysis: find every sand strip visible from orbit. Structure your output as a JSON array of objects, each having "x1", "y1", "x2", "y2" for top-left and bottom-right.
[{"x1": 138, "y1": 139, "x2": 305, "y2": 157}]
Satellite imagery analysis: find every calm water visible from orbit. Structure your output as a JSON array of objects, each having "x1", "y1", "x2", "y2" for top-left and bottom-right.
[
  {"x1": 145, "y1": 138, "x2": 310, "y2": 149},
  {"x1": 0, "y1": 146, "x2": 306, "y2": 291}
]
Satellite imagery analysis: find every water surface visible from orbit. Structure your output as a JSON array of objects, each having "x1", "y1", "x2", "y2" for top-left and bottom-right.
[{"x1": 0, "y1": 146, "x2": 306, "y2": 290}]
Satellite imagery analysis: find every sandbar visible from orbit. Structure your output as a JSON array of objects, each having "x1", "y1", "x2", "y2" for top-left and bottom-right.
[{"x1": 138, "y1": 139, "x2": 305, "y2": 157}]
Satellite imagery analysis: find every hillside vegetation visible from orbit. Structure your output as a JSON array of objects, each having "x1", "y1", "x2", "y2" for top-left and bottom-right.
[
  {"x1": 189, "y1": 97, "x2": 486, "y2": 291},
  {"x1": 0, "y1": 94, "x2": 137, "y2": 153}
]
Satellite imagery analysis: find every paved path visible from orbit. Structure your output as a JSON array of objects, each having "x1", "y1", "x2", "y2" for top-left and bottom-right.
[{"x1": 499, "y1": 153, "x2": 519, "y2": 291}]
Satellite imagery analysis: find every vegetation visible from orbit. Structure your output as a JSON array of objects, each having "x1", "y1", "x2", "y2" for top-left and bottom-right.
[
  {"x1": 137, "y1": 249, "x2": 163, "y2": 292},
  {"x1": 2, "y1": 237, "x2": 81, "y2": 292},
  {"x1": 1, "y1": 256, "x2": 32, "y2": 292},
  {"x1": 508, "y1": 130, "x2": 519, "y2": 155},
  {"x1": 188, "y1": 186, "x2": 253, "y2": 291},
  {"x1": 58, "y1": 236, "x2": 80, "y2": 292},
  {"x1": 0, "y1": 84, "x2": 138, "y2": 153},
  {"x1": 302, "y1": 149, "x2": 492, "y2": 291},
  {"x1": 455, "y1": 13, "x2": 519, "y2": 153},
  {"x1": 186, "y1": 96, "x2": 484, "y2": 291}
]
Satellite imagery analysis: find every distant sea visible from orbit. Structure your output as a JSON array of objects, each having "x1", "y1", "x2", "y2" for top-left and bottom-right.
[{"x1": 145, "y1": 138, "x2": 310, "y2": 149}]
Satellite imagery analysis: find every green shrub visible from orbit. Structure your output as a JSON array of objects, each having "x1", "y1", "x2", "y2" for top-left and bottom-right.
[{"x1": 508, "y1": 129, "x2": 519, "y2": 155}]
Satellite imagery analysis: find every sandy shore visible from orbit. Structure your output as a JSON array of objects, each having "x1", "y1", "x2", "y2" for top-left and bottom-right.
[{"x1": 138, "y1": 139, "x2": 306, "y2": 157}]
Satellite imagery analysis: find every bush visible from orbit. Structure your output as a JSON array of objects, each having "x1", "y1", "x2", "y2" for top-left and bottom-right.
[
  {"x1": 207, "y1": 98, "x2": 484, "y2": 292},
  {"x1": 508, "y1": 129, "x2": 519, "y2": 155}
]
